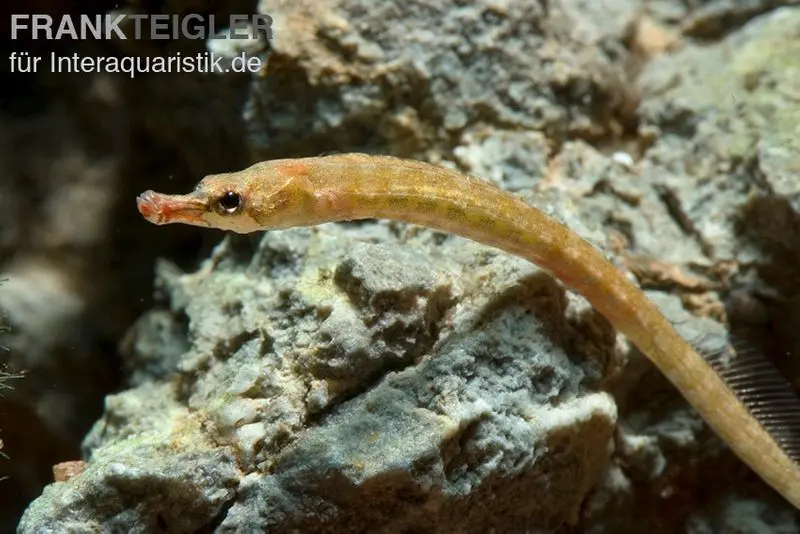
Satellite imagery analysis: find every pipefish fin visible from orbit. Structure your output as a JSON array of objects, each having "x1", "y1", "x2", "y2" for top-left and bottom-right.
[{"x1": 704, "y1": 345, "x2": 800, "y2": 464}]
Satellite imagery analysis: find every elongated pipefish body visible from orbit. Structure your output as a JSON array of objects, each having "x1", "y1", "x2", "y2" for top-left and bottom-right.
[{"x1": 137, "y1": 153, "x2": 800, "y2": 508}]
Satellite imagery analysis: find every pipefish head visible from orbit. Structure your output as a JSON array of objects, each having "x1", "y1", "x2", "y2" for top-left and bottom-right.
[{"x1": 136, "y1": 161, "x2": 315, "y2": 233}]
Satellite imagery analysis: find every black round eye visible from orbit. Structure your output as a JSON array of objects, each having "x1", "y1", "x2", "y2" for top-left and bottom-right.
[{"x1": 218, "y1": 191, "x2": 241, "y2": 213}]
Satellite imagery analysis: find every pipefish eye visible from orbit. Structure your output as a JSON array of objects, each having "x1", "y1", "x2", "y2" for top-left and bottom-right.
[{"x1": 217, "y1": 191, "x2": 242, "y2": 214}]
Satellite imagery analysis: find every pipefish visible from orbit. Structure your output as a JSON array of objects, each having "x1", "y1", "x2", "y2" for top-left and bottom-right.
[{"x1": 137, "y1": 153, "x2": 800, "y2": 508}]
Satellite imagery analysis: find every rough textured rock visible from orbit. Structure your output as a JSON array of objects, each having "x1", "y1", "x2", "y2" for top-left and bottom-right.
[
  {"x1": 0, "y1": 0, "x2": 256, "y2": 528},
  {"x1": 635, "y1": 5, "x2": 800, "y2": 389},
  {"x1": 577, "y1": 6, "x2": 800, "y2": 531},
  {"x1": 22, "y1": 381, "x2": 240, "y2": 533},
  {"x1": 20, "y1": 228, "x2": 619, "y2": 532},
  {"x1": 11, "y1": 1, "x2": 800, "y2": 533},
  {"x1": 248, "y1": 0, "x2": 639, "y2": 158}
]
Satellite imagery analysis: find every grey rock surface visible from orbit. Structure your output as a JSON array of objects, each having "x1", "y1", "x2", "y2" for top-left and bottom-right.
[
  {"x1": 21, "y1": 227, "x2": 619, "y2": 532},
  {"x1": 0, "y1": 2, "x2": 255, "y2": 527},
  {"x1": 248, "y1": 0, "x2": 639, "y2": 158}
]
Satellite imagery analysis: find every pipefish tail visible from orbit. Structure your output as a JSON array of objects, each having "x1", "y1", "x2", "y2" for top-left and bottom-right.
[{"x1": 137, "y1": 153, "x2": 800, "y2": 508}]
